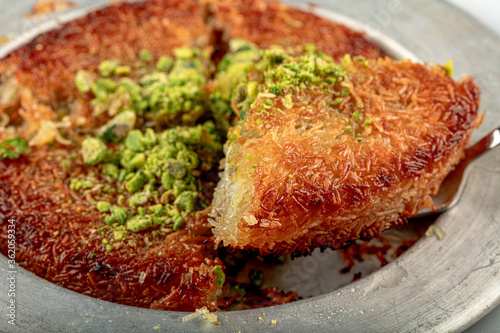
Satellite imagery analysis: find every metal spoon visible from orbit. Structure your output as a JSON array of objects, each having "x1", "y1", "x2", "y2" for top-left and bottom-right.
[{"x1": 414, "y1": 127, "x2": 500, "y2": 218}]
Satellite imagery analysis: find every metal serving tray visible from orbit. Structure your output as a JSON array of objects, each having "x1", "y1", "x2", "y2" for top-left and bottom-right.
[{"x1": 1, "y1": 1, "x2": 499, "y2": 332}]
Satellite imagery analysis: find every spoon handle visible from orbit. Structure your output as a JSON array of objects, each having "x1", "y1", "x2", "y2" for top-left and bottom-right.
[
  {"x1": 464, "y1": 127, "x2": 500, "y2": 162},
  {"x1": 447, "y1": 127, "x2": 500, "y2": 208},
  {"x1": 414, "y1": 127, "x2": 500, "y2": 218}
]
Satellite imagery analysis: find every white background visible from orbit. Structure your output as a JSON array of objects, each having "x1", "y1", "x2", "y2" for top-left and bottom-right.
[{"x1": 445, "y1": 0, "x2": 500, "y2": 36}]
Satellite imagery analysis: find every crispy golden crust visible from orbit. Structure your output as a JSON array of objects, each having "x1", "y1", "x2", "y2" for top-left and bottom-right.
[
  {"x1": 211, "y1": 58, "x2": 481, "y2": 255},
  {"x1": 208, "y1": 0, "x2": 382, "y2": 60}
]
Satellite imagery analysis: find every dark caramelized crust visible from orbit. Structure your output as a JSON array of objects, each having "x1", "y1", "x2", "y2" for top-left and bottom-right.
[
  {"x1": 208, "y1": 0, "x2": 382, "y2": 60},
  {"x1": 0, "y1": 146, "x2": 222, "y2": 311},
  {"x1": 211, "y1": 58, "x2": 482, "y2": 255}
]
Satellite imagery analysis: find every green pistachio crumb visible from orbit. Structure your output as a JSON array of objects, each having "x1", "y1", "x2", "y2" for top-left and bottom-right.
[
  {"x1": 102, "y1": 163, "x2": 119, "y2": 179},
  {"x1": 156, "y1": 56, "x2": 173, "y2": 71},
  {"x1": 126, "y1": 215, "x2": 152, "y2": 232},
  {"x1": 114, "y1": 65, "x2": 131, "y2": 76},
  {"x1": 75, "y1": 70, "x2": 94, "y2": 93},
  {"x1": 129, "y1": 190, "x2": 150, "y2": 206},
  {"x1": 137, "y1": 207, "x2": 146, "y2": 217},
  {"x1": 99, "y1": 111, "x2": 137, "y2": 143},
  {"x1": 214, "y1": 265, "x2": 225, "y2": 287},
  {"x1": 353, "y1": 111, "x2": 360, "y2": 121},
  {"x1": 80, "y1": 137, "x2": 107, "y2": 165},
  {"x1": 444, "y1": 60, "x2": 453, "y2": 77},
  {"x1": 70, "y1": 179, "x2": 82, "y2": 191},
  {"x1": 126, "y1": 170, "x2": 147, "y2": 193},
  {"x1": 113, "y1": 228, "x2": 126, "y2": 241},
  {"x1": 173, "y1": 47, "x2": 197, "y2": 59},
  {"x1": 116, "y1": 195, "x2": 125, "y2": 206},
  {"x1": 172, "y1": 214, "x2": 183, "y2": 230},
  {"x1": 129, "y1": 153, "x2": 146, "y2": 169},
  {"x1": 118, "y1": 170, "x2": 128, "y2": 182},
  {"x1": 110, "y1": 205, "x2": 128, "y2": 224},
  {"x1": 0, "y1": 138, "x2": 29, "y2": 160},
  {"x1": 364, "y1": 119, "x2": 372, "y2": 125},
  {"x1": 97, "y1": 201, "x2": 111, "y2": 212},
  {"x1": 325, "y1": 76, "x2": 336, "y2": 85},
  {"x1": 342, "y1": 54, "x2": 352, "y2": 64},
  {"x1": 247, "y1": 81, "x2": 259, "y2": 99},
  {"x1": 124, "y1": 130, "x2": 145, "y2": 152},
  {"x1": 99, "y1": 60, "x2": 119, "y2": 77},
  {"x1": 270, "y1": 86, "x2": 282, "y2": 95},
  {"x1": 95, "y1": 78, "x2": 118, "y2": 92},
  {"x1": 284, "y1": 94, "x2": 293, "y2": 109},
  {"x1": 304, "y1": 43, "x2": 316, "y2": 53},
  {"x1": 249, "y1": 269, "x2": 264, "y2": 286},
  {"x1": 174, "y1": 191, "x2": 197, "y2": 213},
  {"x1": 139, "y1": 49, "x2": 153, "y2": 62},
  {"x1": 149, "y1": 204, "x2": 164, "y2": 215}
]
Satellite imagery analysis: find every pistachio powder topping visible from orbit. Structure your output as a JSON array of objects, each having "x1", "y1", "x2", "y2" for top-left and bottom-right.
[
  {"x1": 209, "y1": 39, "x2": 372, "y2": 140},
  {"x1": 76, "y1": 47, "x2": 210, "y2": 127},
  {"x1": 209, "y1": 39, "x2": 262, "y2": 131},
  {"x1": 44, "y1": 47, "x2": 220, "y2": 252},
  {"x1": 73, "y1": 122, "x2": 222, "y2": 241}
]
